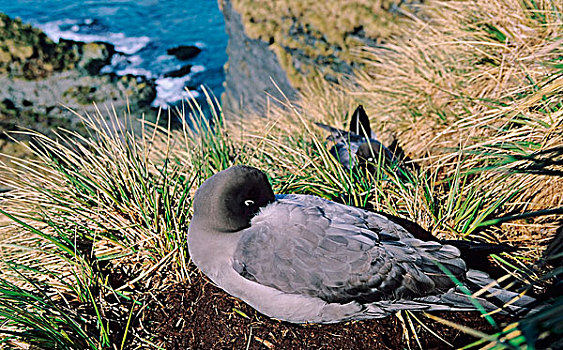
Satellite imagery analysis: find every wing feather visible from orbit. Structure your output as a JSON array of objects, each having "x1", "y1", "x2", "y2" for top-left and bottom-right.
[{"x1": 233, "y1": 195, "x2": 467, "y2": 303}]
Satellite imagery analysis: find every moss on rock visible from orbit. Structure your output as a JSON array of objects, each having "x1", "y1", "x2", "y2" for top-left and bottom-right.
[
  {"x1": 227, "y1": 0, "x2": 419, "y2": 87},
  {"x1": 0, "y1": 13, "x2": 117, "y2": 79},
  {"x1": 0, "y1": 12, "x2": 157, "y2": 157}
]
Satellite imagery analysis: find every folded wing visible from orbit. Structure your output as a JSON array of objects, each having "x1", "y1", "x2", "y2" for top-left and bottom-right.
[{"x1": 232, "y1": 195, "x2": 467, "y2": 304}]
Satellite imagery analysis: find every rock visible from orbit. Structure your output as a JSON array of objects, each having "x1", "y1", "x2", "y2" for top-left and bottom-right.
[
  {"x1": 218, "y1": 1, "x2": 421, "y2": 118},
  {"x1": 0, "y1": 13, "x2": 72, "y2": 78},
  {"x1": 0, "y1": 12, "x2": 158, "y2": 151},
  {"x1": 1, "y1": 98, "x2": 16, "y2": 110},
  {"x1": 0, "y1": 13, "x2": 117, "y2": 79},
  {"x1": 116, "y1": 75, "x2": 157, "y2": 107},
  {"x1": 78, "y1": 41, "x2": 116, "y2": 75},
  {"x1": 56, "y1": 39, "x2": 115, "y2": 76},
  {"x1": 219, "y1": 0, "x2": 297, "y2": 116},
  {"x1": 164, "y1": 64, "x2": 192, "y2": 78},
  {"x1": 7, "y1": 39, "x2": 34, "y2": 59},
  {"x1": 0, "y1": 49, "x2": 10, "y2": 63},
  {"x1": 0, "y1": 70, "x2": 157, "y2": 138},
  {"x1": 167, "y1": 45, "x2": 201, "y2": 60},
  {"x1": 63, "y1": 85, "x2": 100, "y2": 105}
]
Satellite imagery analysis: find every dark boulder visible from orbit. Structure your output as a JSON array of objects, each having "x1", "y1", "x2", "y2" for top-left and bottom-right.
[
  {"x1": 1, "y1": 98, "x2": 17, "y2": 110},
  {"x1": 164, "y1": 64, "x2": 192, "y2": 78},
  {"x1": 166, "y1": 45, "x2": 201, "y2": 60},
  {"x1": 58, "y1": 39, "x2": 116, "y2": 75}
]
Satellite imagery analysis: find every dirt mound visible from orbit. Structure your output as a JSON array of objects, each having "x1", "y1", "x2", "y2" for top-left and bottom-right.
[{"x1": 147, "y1": 264, "x2": 508, "y2": 349}]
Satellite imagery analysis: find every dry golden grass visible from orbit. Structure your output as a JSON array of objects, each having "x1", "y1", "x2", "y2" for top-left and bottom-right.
[
  {"x1": 349, "y1": 0, "x2": 563, "y2": 250},
  {"x1": 351, "y1": 0, "x2": 562, "y2": 154}
]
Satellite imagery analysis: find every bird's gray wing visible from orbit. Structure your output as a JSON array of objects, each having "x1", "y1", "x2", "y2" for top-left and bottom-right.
[
  {"x1": 315, "y1": 122, "x2": 366, "y2": 144},
  {"x1": 329, "y1": 142, "x2": 360, "y2": 169},
  {"x1": 315, "y1": 123, "x2": 399, "y2": 171},
  {"x1": 275, "y1": 194, "x2": 415, "y2": 240},
  {"x1": 232, "y1": 196, "x2": 466, "y2": 304},
  {"x1": 315, "y1": 122, "x2": 358, "y2": 169}
]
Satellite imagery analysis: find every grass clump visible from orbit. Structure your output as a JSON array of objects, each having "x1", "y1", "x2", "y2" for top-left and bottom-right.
[
  {"x1": 0, "y1": 104, "x2": 204, "y2": 348},
  {"x1": 283, "y1": 0, "x2": 563, "y2": 256},
  {"x1": 0, "y1": 91, "x2": 559, "y2": 348}
]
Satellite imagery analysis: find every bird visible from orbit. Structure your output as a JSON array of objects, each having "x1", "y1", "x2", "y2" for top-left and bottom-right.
[
  {"x1": 188, "y1": 165, "x2": 534, "y2": 324},
  {"x1": 318, "y1": 106, "x2": 510, "y2": 271},
  {"x1": 315, "y1": 105, "x2": 415, "y2": 174},
  {"x1": 333, "y1": 196, "x2": 517, "y2": 275}
]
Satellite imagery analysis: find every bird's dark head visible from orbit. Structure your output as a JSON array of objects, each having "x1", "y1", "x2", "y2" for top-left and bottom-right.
[
  {"x1": 192, "y1": 165, "x2": 275, "y2": 232},
  {"x1": 357, "y1": 141, "x2": 385, "y2": 163}
]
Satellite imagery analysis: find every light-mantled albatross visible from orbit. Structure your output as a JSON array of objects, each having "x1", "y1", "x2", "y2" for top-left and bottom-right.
[
  {"x1": 316, "y1": 105, "x2": 418, "y2": 175},
  {"x1": 187, "y1": 165, "x2": 533, "y2": 324}
]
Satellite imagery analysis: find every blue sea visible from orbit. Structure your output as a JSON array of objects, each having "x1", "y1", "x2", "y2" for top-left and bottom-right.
[{"x1": 0, "y1": 0, "x2": 228, "y2": 109}]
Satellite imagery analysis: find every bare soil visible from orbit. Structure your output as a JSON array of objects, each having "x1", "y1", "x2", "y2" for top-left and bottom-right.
[{"x1": 146, "y1": 262, "x2": 513, "y2": 349}]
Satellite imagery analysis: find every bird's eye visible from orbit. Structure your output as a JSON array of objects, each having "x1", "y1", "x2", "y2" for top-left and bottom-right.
[
  {"x1": 368, "y1": 157, "x2": 374, "y2": 162},
  {"x1": 244, "y1": 199, "x2": 254, "y2": 207}
]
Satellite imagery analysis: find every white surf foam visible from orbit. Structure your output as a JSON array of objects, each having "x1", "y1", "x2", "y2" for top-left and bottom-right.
[
  {"x1": 37, "y1": 17, "x2": 207, "y2": 108},
  {"x1": 151, "y1": 76, "x2": 200, "y2": 109},
  {"x1": 39, "y1": 19, "x2": 149, "y2": 54}
]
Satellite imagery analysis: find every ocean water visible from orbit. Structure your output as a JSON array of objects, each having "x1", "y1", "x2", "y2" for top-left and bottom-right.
[{"x1": 0, "y1": 0, "x2": 228, "y2": 109}]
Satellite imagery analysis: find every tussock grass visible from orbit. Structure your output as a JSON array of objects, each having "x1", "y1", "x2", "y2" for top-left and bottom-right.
[
  {"x1": 0, "y1": 93, "x2": 558, "y2": 348},
  {"x1": 0, "y1": 0, "x2": 561, "y2": 348},
  {"x1": 0, "y1": 105, "x2": 197, "y2": 348},
  {"x1": 349, "y1": 0, "x2": 563, "y2": 214},
  {"x1": 271, "y1": 0, "x2": 563, "y2": 255}
]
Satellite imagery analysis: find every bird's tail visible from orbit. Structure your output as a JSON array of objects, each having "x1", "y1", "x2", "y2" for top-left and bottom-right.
[
  {"x1": 445, "y1": 269, "x2": 536, "y2": 315},
  {"x1": 363, "y1": 269, "x2": 538, "y2": 319}
]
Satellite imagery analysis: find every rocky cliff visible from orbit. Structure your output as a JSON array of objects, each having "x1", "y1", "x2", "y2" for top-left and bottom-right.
[
  {"x1": 218, "y1": 0, "x2": 418, "y2": 117},
  {"x1": 0, "y1": 13, "x2": 156, "y2": 153},
  {"x1": 219, "y1": 0, "x2": 298, "y2": 117}
]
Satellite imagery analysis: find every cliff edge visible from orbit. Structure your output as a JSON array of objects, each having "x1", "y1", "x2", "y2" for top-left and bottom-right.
[
  {"x1": 218, "y1": 0, "x2": 417, "y2": 117},
  {"x1": 219, "y1": 0, "x2": 298, "y2": 117}
]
